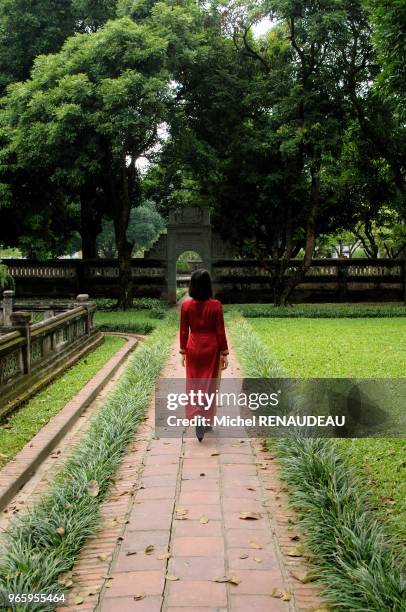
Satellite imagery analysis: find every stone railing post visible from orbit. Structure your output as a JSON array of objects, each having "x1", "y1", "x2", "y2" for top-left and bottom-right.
[
  {"x1": 75, "y1": 294, "x2": 92, "y2": 333},
  {"x1": 337, "y1": 263, "x2": 347, "y2": 302},
  {"x1": 2, "y1": 289, "x2": 14, "y2": 326},
  {"x1": 10, "y1": 311, "x2": 32, "y2": 375}
]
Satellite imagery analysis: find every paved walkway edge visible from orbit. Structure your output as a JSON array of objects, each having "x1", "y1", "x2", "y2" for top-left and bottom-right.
[{"x1": 0, "y1": 334, "x2": 138, "y2": 512}]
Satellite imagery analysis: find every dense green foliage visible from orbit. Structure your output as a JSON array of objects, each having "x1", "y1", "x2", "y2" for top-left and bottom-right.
[
  {"x1": 366, "y1": 0, "x2": 406, "y2": 123},
  {"x1": 152, "y1": 0, "x2": 405, "y2": 303},
  {"x1": 0, "y1": 318, "x2": 176, "y2": 610},
  {"x1": 0, "y1": 335, "x2": 125, "y2": 469},
  {"x1": 97, "y1": 200, "x2": 165, "y2": 257},
  {"x1": 0, "y1": 0, "x2": 404, "y2": 306}
]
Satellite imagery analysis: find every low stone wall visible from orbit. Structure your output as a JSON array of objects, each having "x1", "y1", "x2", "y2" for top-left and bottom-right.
[
  {"x1": 2, "y1": 257, "x2": 406, "y2": 303},
  {"x1": 212, "y1": 259, "x2": 406, "y2": 303},
  {"x1": 0, "y1": 293, "x2": 102, "y2": 419},
  {"x1": 3, "y1": 259, "x2": 166, "y2": 299}
]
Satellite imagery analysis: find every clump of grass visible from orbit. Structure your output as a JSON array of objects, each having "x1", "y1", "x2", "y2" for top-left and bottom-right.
[
  {"x1": 94, "y1": 309, "x2": 156, "y2": 334},
  {"x1": 230, "y1": 303, "x2": 406, "y2": 318},
  {"x1": 274, "y1": 437, "x2": 405, "y2": 610},
  {"x1": 227, "y1": 313, "x2": 285, "y2": 378},
  {"x1": 95, "y1": 297, "x2": 167, "y2": 312},
  {"x1": 0, "y1": 321, "x2": 176, "y2": 611},
  {"x1": 0, "y1": 336, "x2": 126, "y2": 469}
]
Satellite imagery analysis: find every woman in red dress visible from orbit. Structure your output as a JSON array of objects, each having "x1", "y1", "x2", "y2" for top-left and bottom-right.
[{"x1": 179, "y1": 269, "x2": 229, "y2": 441}]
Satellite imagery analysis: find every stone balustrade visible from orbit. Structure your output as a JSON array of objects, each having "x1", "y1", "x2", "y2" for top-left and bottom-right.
[{"x1": 0, "y1": 292, "x2": 102, "y2": 419}]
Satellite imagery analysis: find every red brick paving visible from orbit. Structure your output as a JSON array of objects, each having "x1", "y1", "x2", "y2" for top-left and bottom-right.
[{"x1": 56, "y1": 335, "x2": 325, "y2": 611}]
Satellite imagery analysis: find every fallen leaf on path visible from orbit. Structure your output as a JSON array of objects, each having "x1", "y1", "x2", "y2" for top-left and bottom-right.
[
  {"x1": 281, "y1": 591, "x2": 291, "y2": 601},
  {"x1": 213, "y1": 575, "x2": 241, "y2": 585},
  {"x1": 253, "y1": 557, "x2": 262, "y2": 563},
  {"x1": 105, "y1": 579, "x2": 113, "y2": 588},
  {"x1": 290, "y1": 534, "x2": 300, "y2": 541},
  {"x1": 145, "y1": 545, "x2": 154, "y2": 555},
  {"x1": 210, "y1": 452, "x2": 220, "y2": 456},
  {"x1": 239, "y1": 553, "x2": 249, "y2": 559},
  {"x1": 97, "y1": 554, "x2": 108, "y2": 562},
  {"x1": 74, "y1": 596, "x2": 84, "y2": 605},
  {"x1": 176, "y1": 508, "x2": 188, "y2": 520},
  {"x1": 246, "y1": 487, "x2": 256, "y2": 491},
  {"x1": 199, "y1": 515, "x2": 209, "y2": 524},
  {"x1": 126, "y1": 550, "x2": 137, "y2": 556},
  {"x1": 291, "y1": 570, "x2": 318, "y2": 584},
  {"x1": 287, "y1": 545, "x2": 305, "y2": 557},
  {"x1": 165, "y1": 574, "x2": 179, "y2": 581},
  {"x1": 176, "y1": 508, "x2": 188, "y2": 515},
  {"x1": 249, "y1": 541, "x2": 263, "y2": 549},
  {"x1": 87, "y1": 480, "x2": 100, "y2": 497},
  {"x1": 239, "y1": 511, "x2": 261, "y2": 520},
  {"x1": 134, "y1": 593, "x2": 146, "y2": 601},
  {"x1": 156, "y1": 552, "x2": 171, "y2": 560}
]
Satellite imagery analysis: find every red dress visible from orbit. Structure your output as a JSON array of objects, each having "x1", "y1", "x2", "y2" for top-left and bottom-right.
[{"x1": 180, "y1": 298, "x2": 229, "y2": 422}]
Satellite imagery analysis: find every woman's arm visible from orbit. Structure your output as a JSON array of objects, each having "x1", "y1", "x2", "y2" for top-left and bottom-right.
[
  {"x1": 180, "y1": 302, "x2": 189, "y2": 355},
  {"x1": 215, "y1": 303, "x2": 229, "y2": 355}
]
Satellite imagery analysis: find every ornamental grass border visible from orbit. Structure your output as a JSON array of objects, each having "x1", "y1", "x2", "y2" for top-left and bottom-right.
[{"x1": 0, "y1": 315, "x2": 177, "y2": 611}]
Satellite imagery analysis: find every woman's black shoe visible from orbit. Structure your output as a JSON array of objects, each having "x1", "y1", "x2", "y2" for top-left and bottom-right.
[{"x1": 196, "y1": 425, "x2": 205, "y2": 442}]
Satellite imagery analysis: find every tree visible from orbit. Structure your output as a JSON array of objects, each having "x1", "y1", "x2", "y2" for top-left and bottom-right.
[
  {"x1": 97, "y1": 200, "x2": 165, "y2": 257},
  {"x1": 0, "y1": 16, "x2": 170, "y2": 306},
  {"x1": 0, "y1": 0, "x2": 117, "y2": 93},
  {"x1": 366, "y1": 0, "x2": 406, "y2": 123},
  {"x1": 159, "y1": 1, "x2": 379, "y2": 303}
]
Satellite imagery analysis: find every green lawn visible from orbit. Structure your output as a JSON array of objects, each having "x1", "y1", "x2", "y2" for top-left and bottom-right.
[
  {"x1": 248, "y1": 316, "x2": 406, "y2": 548},
  {"x1": 0, "y1": 335, "x2": 125, "y2": 469},
  {"x1": 249, "y1": 318, "x2": 406, "y2": 377}
]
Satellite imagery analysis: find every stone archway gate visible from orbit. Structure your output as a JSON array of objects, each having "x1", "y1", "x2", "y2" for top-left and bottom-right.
[{"x1": 144, "y1": 207, "x2": 236, "y2": 303}]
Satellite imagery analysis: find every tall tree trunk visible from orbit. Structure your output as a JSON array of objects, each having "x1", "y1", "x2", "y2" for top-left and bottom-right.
[
  {"x1": 113, "y1": 159, "x2": 134, "y2": 310},
  {"x1": 275, "y1": 164, "x2": 320, "y2": 306},
  {"x1": 80, "y1": 192, "x2": 102, "y2": 259}
]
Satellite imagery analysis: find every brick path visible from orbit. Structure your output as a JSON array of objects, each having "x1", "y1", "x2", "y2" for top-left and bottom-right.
[{"x1": 58, "y1": 334, "x2": 324, "y2": 612}]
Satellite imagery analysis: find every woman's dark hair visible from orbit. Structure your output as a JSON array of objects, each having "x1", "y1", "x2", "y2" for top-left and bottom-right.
[{"x1": 189, "y1": 268, "x2": 213, "y2": 301}]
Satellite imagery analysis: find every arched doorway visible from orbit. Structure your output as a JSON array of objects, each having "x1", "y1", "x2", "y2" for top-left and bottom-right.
[
  {"x1": 166, "y1": 208, "x2": 212, "y2": 302},
  {"x1": 176, "y1": 250, "x2": 203, "y2": 298},
  {"x1": 143, "y1": 207, "x2": 236, "y2": 303}
]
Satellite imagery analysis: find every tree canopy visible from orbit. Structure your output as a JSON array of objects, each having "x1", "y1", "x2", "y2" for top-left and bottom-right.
[{"x1": 0, "y1": 0, "x2": 404, "y2": 306}]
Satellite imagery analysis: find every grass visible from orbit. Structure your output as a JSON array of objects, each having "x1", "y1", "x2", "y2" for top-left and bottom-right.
[
  {"x1": 336, "y1": 438, "x2": 406, "y2": 551},
  {"x1": 94, "y1": 298, "x2": 168, "y2": 333},
  {"x1": 248, "y1": 315, "x2": 406, "y2": 545},
  {"x1": 227, "y1": 303, "x2": 406, "y2": 318},
  {"x1": 228, "y1": 314, "x2": 405, "y2": 610},
  {"x1": 0, "y1": 316, "x2": 177, "y2": 611},
  {"x1": 176, "y1": 287, "x2": 188, "y2": 301},
  {"x1": 95, "y1": 309, "x2": 157, "y2": 334},
  {"x1": 249, "y1": 317, "x2": 406, "y2": 377},
  {"x1": 275, "y1": 436, "x2": 405, "y2": 611},
  {"x1": 0, "y1": 335, "x2": 126, "y2": 469}
]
